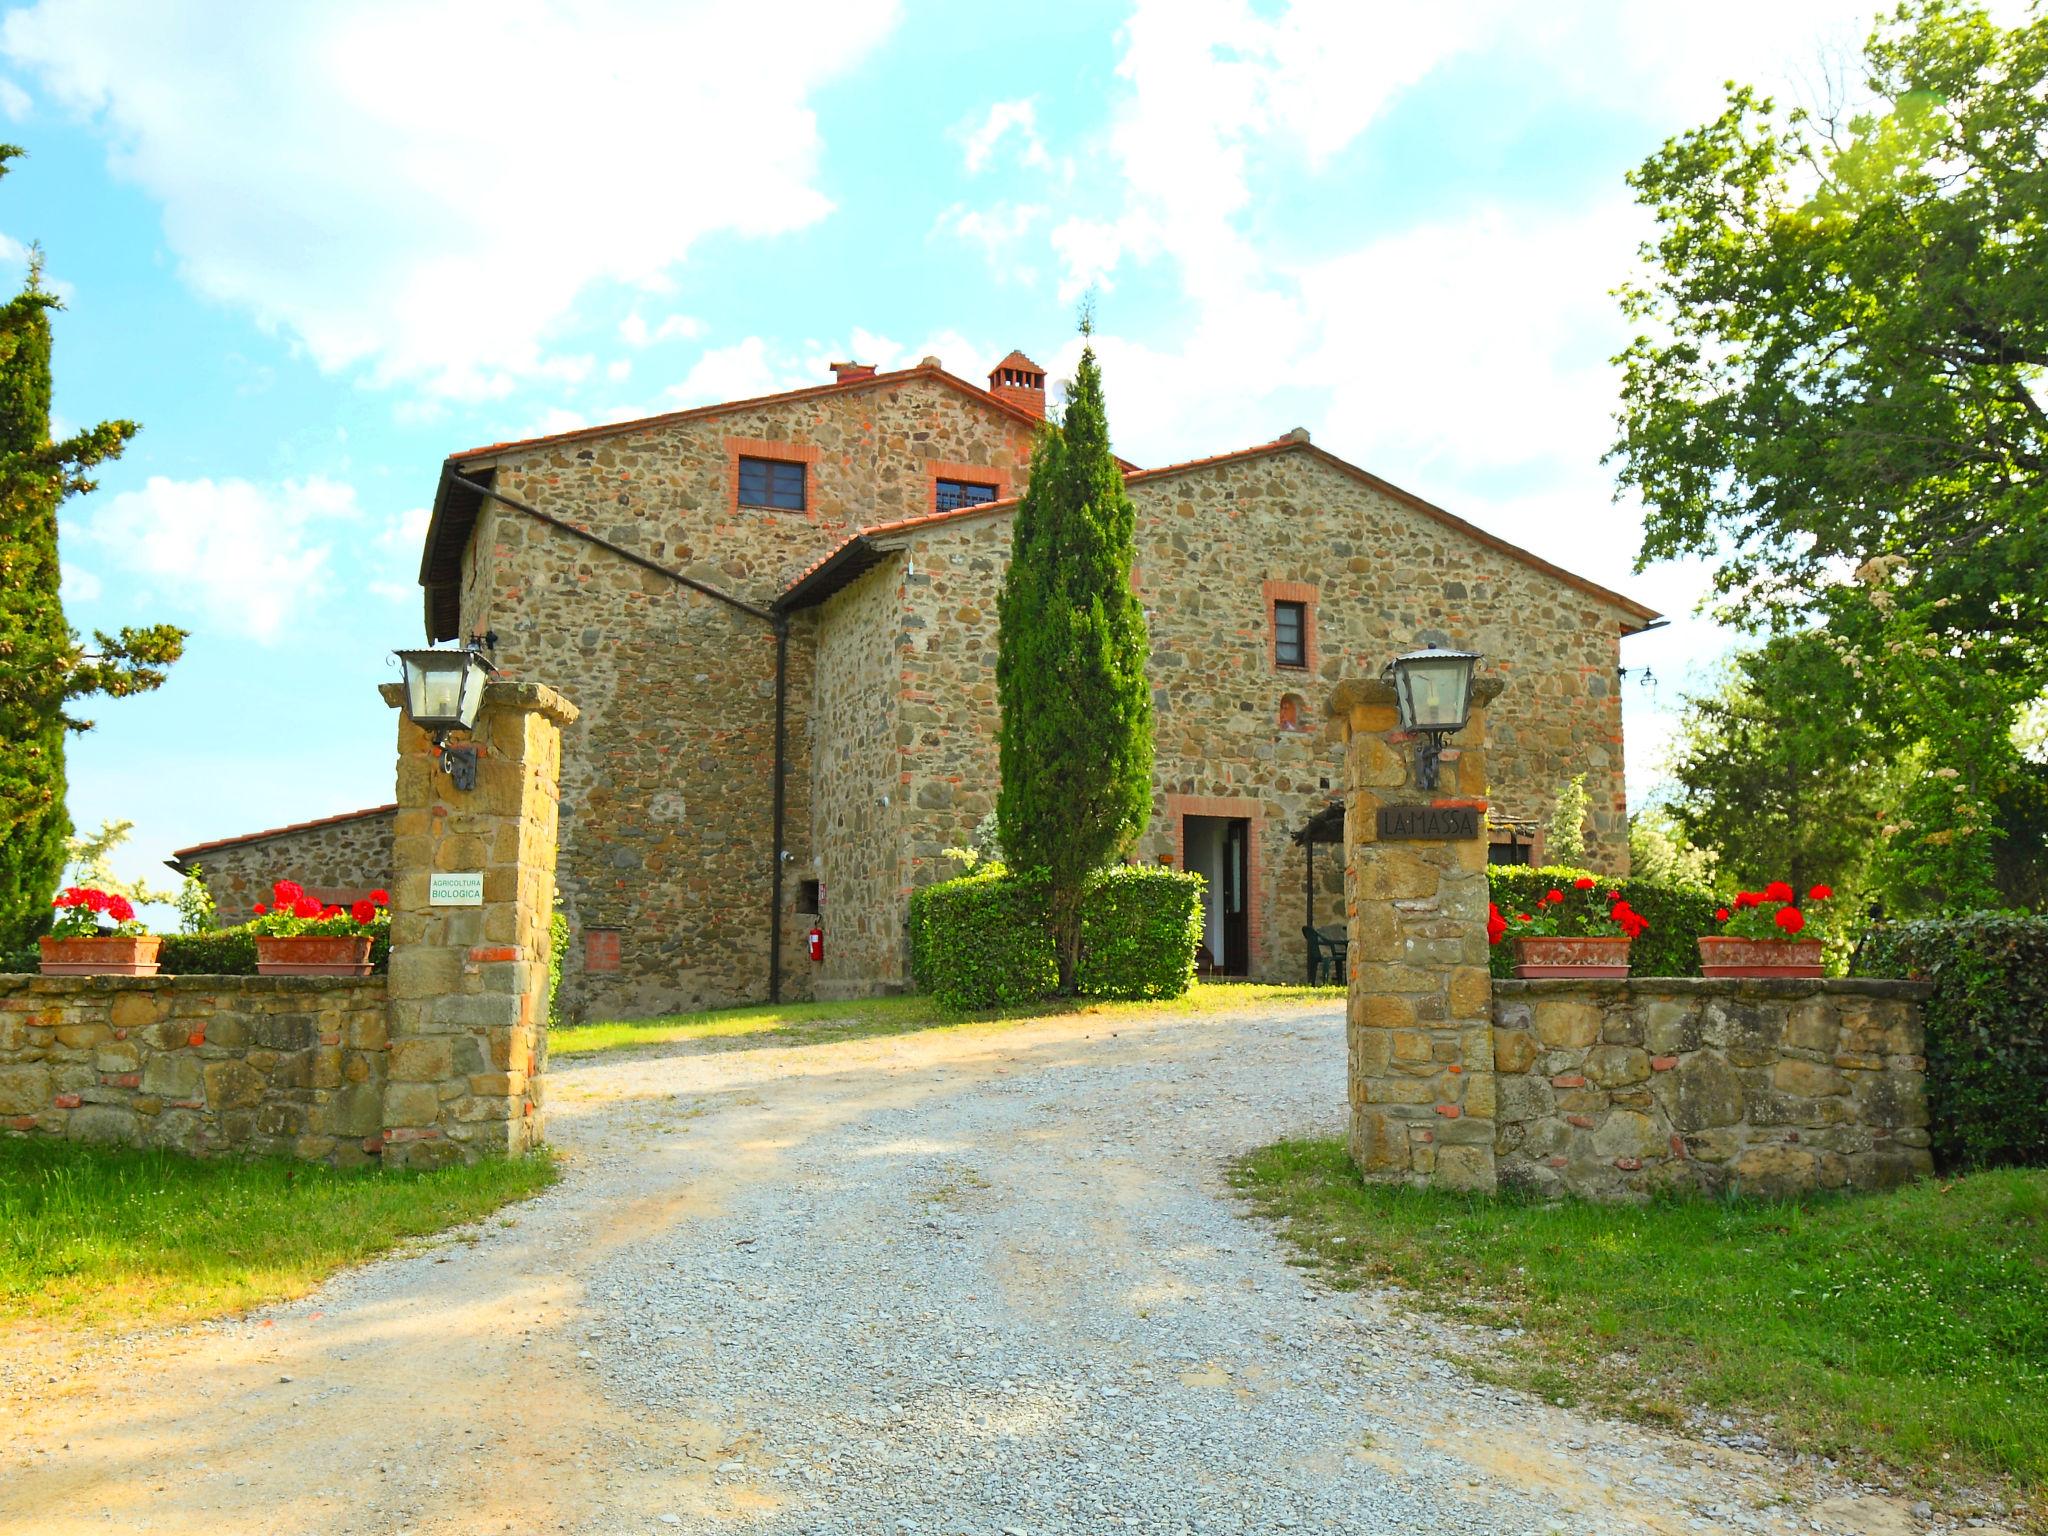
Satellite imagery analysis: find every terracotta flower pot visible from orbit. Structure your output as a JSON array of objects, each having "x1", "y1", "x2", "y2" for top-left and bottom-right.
[
  {"x1": 1697, "y1": 936, "x2": 1824, "y2": 979},
  {"x1": 38, "y1": 934, "x2": 162, "y2": 977},
  {"x1": 254, "y1": 934, "x2": 375, "y2": 978},
  {"x1": 1511, "y1": 935, "x2": 1632, "y2": 979}
]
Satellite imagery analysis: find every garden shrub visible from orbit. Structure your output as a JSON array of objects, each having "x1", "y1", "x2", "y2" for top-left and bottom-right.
[
  {"x1": 1075, "y1": 865, "x2": 1205, "y2": 1001},
  {"x1": 156, "y1": 918, "x2": 391, "y2": 976},
  {"x1": 908, "y1": 870, "x2": 1057, "y2": 1010},
  {"x1": 1487, "y1": 865, "x2": 1718, "y2": 979},
  {"x1": 1855, "y1": 914, "x2": 2048, "y2": 1171},
  {"x1": 548, "y1": 908, "x2": 569, "y2": 1029}
]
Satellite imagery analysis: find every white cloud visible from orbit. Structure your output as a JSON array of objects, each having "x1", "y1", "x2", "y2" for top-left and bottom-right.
[
  {"x1": 74, "y1": 475, "x2": 365, "y2": 640},
  {"x1": 618, "y1": 312, "x2": 705, "y2": 349},
  {"x1": 3, "y1": 0, "x2": 901, "y2": 400},
  {"x1": 934, "y1": 201, "x2": 1047, "y2": 283},
  {"x1": 958, "y1": 98, "x2": 1051, "y2": 174},
  {"x1": 369, "y1": 504, "x2": 431, "y2": 604},
  {"x1": 60, "y1": 561, "x2": 99, "y2": 602},
  {"x1": 0, "y1": 77, "x2": 28, "y2": 119}
]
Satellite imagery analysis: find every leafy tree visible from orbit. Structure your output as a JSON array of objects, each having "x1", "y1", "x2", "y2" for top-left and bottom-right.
[
  {"x1": 1665, "y1": 632, "x2": 1886, "y2": 898},
  {"x1": 995, "y1": 335, "x2": 1153, "y2": 991},
  {"x1": 1627, "y1": 804, "x2": 1718, "y2": 889},
  {"x1": 1613, "y1": 1, "x2": 2048, "y2": 678},
  {"x1": 0, "y1": 147, "x2": 183, "y2": 949}
]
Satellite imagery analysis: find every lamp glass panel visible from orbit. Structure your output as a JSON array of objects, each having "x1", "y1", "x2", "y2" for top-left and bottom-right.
[
  {"x1": 455, "y1": 655, "x2": 490, "y2": 728},
  {"x1": 1392, "y1": 651, "x2": 1478, "y2": 731}
]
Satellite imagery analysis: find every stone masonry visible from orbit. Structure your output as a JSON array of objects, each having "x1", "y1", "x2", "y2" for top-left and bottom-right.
[
  {"x1": 1493, "y1": 978, "x2": 1933, "y2": 1199},
  {"x1": 0, "y1": 975, "x2": 388, "y2": 1164},
  {"x1": 380, "y1": 679, "x2": 573, "y2": 1169},
  {"x1": 1332, "y1": 675, "x2": 1501, "y2": 1192},
  {"x1": 168, "y1": 806, "x2": 396, "y2": 923}
]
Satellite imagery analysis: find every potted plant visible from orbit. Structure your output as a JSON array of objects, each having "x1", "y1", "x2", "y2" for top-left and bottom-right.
[
  {"x1": 1698, "y1": 882, "x2": 1829, "y2": 977},
  {"x1": 1492, "y1": 876, "x2": 1648, "y2": 978},
  {"x1": 248, "y1": 880, "x2": 390, "y2": 977},
  {"x1": 40, "y1": 887, "x2": 161, "y2": 975}
]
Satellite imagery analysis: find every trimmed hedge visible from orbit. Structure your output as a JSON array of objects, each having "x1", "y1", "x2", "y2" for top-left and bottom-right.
[
  {"x1": 908, "y1": 870, "x2": 1057, "y2": 1010},
  {"x1": 156, "y1": 919, "x2": 391, "y2": 976},
  {"x1": 911, "y1": 865, "x2": 1206, "y2": 1010},
  {"x1": 1075, "y1": 866, "x2": 1206, "y2": 1001},
  {"x1": 1487, "y1": 865, "x2": 1719, "y2": 980},
  {"x1": 1856, "y1": 915, "x2": 2048, "y2": 1172}
]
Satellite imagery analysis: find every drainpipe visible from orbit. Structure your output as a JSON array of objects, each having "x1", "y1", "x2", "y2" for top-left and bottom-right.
[{"x1": 769, "y1": 617, "x2": 789, "y2": 1004}]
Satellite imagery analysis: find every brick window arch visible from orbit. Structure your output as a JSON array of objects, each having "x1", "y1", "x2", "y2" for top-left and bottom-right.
[{"x1": 1262, "y1": 580, "x2": 1319, "y2": 673}]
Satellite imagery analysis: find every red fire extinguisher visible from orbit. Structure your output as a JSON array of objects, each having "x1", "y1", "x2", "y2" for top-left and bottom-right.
[{"x1": 807, "y1": 925, "x2": 824, "y2": 963}]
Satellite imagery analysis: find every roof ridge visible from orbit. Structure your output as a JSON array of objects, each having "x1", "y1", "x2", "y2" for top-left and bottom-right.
[
  {"x1": 167, "y1": 803, "x2": 398, "y2": 867},
  {"x1": 448, "y1": 362, "x2": 1046, "y2": 464}
]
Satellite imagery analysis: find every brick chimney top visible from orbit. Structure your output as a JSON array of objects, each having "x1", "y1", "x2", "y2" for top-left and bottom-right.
[
  {"x1": 989, "y1": 350, "x2": 1047, "y2": 418},
  {"x1": 831, "y1": 360, "x2": 877, "y2": 383}
]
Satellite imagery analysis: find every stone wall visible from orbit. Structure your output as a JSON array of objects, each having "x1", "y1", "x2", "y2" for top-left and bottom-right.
[
  {"x1": 172, "y1": 807, "x2": 397, "y2": 923},
  {"x1": 843, "y1": 439, "x2": 1639, "y2": 989},
  {"x1": 0, "y1": 975, "x2": 389, "y2": 1165},
  {"x1": 1492, "y1": 979, "x2": 1933, "y2": 1200},
  {"x1": 462, "y1": 371, "x2": 1035, "y2": 1019},
  {"x1": 810, "y1": 559, "x2": 907, "y2": 996}
]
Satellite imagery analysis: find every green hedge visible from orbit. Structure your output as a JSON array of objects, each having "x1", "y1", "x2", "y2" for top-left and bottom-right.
[
  {"x1": 1075, "y1": 866, "x2": 1206, "y2": 1001},
  {"x1": 1856, "y1": 915, "x2": 2048, "y2": 1172},
  {"x1": 155, "y1": 919, "x2": 391, "y2": 976},
  {"x1": 908, "y1": 870, "x2": 1057, "y2": 1010},
  {"x1": 1487, "y1": 865, "x2": 1719, "y2": 980},
  {"x1": 911, "y1": 865, "x2": 1206, "y2": 1010}
]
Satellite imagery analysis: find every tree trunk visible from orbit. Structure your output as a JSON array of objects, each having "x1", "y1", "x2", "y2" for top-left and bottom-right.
[{"x1": 1050, "y1": 882, "x2": 1083, "y2": 995}]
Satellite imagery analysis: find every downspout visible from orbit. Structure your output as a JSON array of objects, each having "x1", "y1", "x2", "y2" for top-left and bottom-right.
[
  {"x1": 769, "y1": 616, "x2": 789, "y2": 1004},
  {"x1": 441, "y1": 467, "x2": 790, "y2": 1005}
]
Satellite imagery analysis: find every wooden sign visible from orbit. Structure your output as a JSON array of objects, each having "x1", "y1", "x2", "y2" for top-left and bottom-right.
[{"x1": 1375, "y1": 805, "x2": 1481, "y2": 841}]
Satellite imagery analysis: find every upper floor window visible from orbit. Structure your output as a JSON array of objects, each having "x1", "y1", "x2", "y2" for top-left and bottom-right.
[
  {"x1": 738, "y1": 456, "x2": 807, "y2": 511},
  {"x1": 1274, "y1": 599, "x2": 1308, "y2": 668},
  {"x1": 935, "y1": 478, "x2": 999, "y2": 513}
]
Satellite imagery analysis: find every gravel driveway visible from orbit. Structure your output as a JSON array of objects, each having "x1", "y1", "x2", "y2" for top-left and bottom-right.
[{"x1": 1, "y1": 998, "x2": 1927, "y2": 1536}]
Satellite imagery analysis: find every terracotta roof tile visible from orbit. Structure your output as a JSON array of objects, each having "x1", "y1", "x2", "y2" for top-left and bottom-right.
[{"x1": 166, "y1": 804, "x2": 398, "y2": 869}]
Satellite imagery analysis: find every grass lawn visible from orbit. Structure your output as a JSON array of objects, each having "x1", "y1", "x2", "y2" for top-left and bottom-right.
[
  {"x1": 1230, "y1": 1138, "x2": 2048, "y2": 1505},
  {"x1": 0, "y1": 1136, "x2": 556, "y2": 1330},
  {"x1": 551, "y1": 981, "x2": 1343, "y2": 1057}
]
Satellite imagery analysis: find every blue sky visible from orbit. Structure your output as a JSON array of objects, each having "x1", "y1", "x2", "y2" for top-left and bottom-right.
[{"x1": 1, "y1": 0, "x2": 1920, "y2": 901}]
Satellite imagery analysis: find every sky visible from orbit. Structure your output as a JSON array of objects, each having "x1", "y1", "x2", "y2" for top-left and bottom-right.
[{"x1": 0, "y1": 0, "x2": 1924, "y2": 904}]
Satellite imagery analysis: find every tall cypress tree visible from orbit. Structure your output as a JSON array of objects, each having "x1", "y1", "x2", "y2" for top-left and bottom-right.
[
  {"x1": 995, "y1": 335, "x2": 1153, "y2": 991},
  {"x1": 0, "y1": 146, "x2": 183, "y2": 949}
]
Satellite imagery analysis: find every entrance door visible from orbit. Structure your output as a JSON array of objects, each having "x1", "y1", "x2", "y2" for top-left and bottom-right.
[
  {"x1": 1220, "y1": 819, "x2": 1250, "y2": 975},
  {"x1": 1183, "y1": 814, "x2": 1251, "y2": 976}
]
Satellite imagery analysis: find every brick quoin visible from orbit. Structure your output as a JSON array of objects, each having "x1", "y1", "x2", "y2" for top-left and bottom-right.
[{"x1": 467, "y1": 945, "x2": 522, "y2": 964}]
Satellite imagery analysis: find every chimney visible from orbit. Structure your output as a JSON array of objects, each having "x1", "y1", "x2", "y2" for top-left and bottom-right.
[
  {"x1": 988, "y1": 349, "x2": 1047, "y2": 418},
  {"x1": 830, "y1": 360, "x2": 876, "y2": 383}
]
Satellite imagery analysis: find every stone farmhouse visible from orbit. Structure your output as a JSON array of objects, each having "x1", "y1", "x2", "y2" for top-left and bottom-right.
[{"x1": 171, "y1": 350, "x2": 1659, "y2": 1021}]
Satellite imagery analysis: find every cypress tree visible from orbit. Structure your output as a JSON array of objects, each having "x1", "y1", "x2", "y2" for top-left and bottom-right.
[
  {"x1": 995, "y1": 335, "x2": 1153, "y2": 991},
  {"x1": 0, "y1": 146, "x2": 182, "y2": 949}
]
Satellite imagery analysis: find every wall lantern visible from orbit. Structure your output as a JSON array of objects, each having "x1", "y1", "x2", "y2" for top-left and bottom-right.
[
  {"x1": 394, "y1": 640, "x2": 495, "y2": 790},
  {"x1": 1383, "y1": 647, "x2": 1482, "y2": 790}
]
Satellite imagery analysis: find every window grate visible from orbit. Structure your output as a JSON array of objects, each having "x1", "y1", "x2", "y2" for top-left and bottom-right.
[
  {"x1": 738, "y1": 456, "x2": 807, "y2": 510},
  {"x1": 935, "y1": 478, "x2": 999, "y2": 513}
]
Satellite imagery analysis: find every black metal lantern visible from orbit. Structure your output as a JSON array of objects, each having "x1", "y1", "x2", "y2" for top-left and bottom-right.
[
  {"x1": 394, "y1": 642, "x2": 494, "y2": 790},
  {"x1": 1384, "y1": 648, "x2": 1481, "y2": 790}
]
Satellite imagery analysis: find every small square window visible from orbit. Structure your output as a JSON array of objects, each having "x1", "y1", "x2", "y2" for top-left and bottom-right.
[
  {"x1": 1274, "y1": 599, "x2": 1307, "y2": 669},
  {"x1": 935, "y1": 477, "x2": 999, "y2": 512},
  {"x1": 738, "y1": 456, "x2": 807, "y2": 510},
  {"x1": 584, "y1": 927, "x2": 622, "y2": 973},
  {"x1": 797, "y1": 879, "x2": 822, "y2": 915}
]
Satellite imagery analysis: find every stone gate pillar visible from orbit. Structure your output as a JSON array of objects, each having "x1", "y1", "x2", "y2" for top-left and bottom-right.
[
  {"x1": 1330, "y1": 675, "x2": 1503, "y2": 1192},
  {"x1": 379, "y1": 679, "x2": 577, "y2": 1169}
]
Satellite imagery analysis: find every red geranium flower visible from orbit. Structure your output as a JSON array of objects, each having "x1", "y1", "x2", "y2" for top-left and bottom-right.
[
  {"x1": 1517, "y1": 913, "x2": 1532, "y2": 923},
  {"x1": 1763, "y1": 880, "x2": 1795, "y2": 903},
  {"x1": 253, "y1": 903, "x2": 268, "y2": 915},
  {"x1": 1733, "y1": 891, "x2": 1761, "y2": 910},
  {"x1": 1715, "y1": 907, "x2": 1730, "y2": 922},
  {"x1": 292, "y1": 897, "x2": 322, "y2": 920},
  {"x1": 368, "y1": 888, "x2": 391, "y2": 905},
  {"x1": 1486, "y1": 903, "x2": 1507, "y2": 946},
  {"x1": 1547, "y1": 888, "x2": 1564, "y2": 904},
  {"x1": 1607, "y1": 889, "x2": 1621, "y2": 901},
  {"x1": 105, "y1": 895, "x2": 135, "y2": 924},
  {"x1": 1774, "y1": 906, "x2": 1806, "y2": 936},
  {"x1": 83, "y1": 888, "x2": 110, "y2": 914},
  {"x1": 1573, "y1": 876, "x2": 1595, "y2": 890},
  {"x1": 1808, "y1": 884, "x2": 1833, "y2": 901},
  {"x1": 273, "y1": 879, "x2": 305, "y2": 907},
  {"x1": 351, "y1": 899, "x2": 376, "y2": 924}
]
